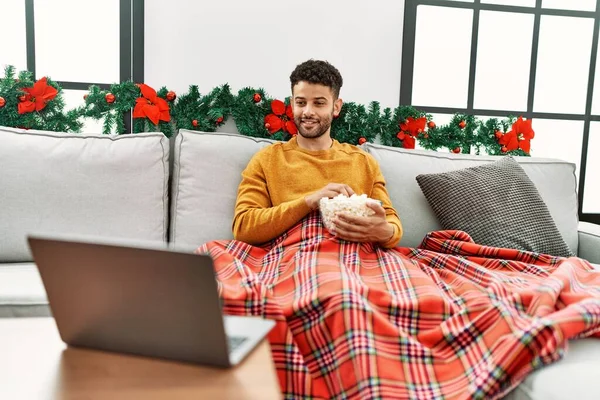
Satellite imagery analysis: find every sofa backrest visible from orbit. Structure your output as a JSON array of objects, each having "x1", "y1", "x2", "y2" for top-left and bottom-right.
[
  {"x1": 0, "y1": 127, "x2": 170, "y2": 262},
  {"x1": 4, "y1": 127, "x2": 575, "y2": 258},
  {"x1": 171, "y1": 131, "x2": 578, "y2": 255},
  {"x1": 363, "y1": 143, "x2": 579, "y2": 253},
  {"x1": 169, "y1": 130, "x2": 275, "y2": 250}
]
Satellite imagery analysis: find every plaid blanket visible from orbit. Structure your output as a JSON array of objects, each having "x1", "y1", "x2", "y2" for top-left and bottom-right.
[{"x1": 197, "y1": 212, "x2": 600, "y2": 400}]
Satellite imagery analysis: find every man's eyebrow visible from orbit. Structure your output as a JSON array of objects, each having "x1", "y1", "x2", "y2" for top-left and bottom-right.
[{"x1": 293, "y1": 96, "x2": 328, "y2": 101}]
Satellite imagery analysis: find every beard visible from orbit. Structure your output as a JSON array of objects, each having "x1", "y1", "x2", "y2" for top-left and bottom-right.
[{"x1": 294, "y1": 111, "x2": 333, "y2": 139}]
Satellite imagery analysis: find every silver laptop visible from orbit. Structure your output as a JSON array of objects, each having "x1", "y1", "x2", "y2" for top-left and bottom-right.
[{"x1": 27, "y1": 234, "x2": 275, "y2": 368}]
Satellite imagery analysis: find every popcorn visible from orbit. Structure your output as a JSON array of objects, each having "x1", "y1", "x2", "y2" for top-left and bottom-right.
[{"x1": 319, "y1": 194, "x2": 379, "y2": 233}]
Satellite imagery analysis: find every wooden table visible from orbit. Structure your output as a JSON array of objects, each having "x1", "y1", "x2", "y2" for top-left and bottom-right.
[{"x1": 0, "y1": 318, "x2": 281, "y2": 399}]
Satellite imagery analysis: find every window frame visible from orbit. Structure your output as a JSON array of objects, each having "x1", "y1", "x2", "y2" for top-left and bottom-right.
[
  {"x1": 23, "y1": 0, "x2": 144, "y2": 132},
  {"x1": 401, "y1": 0, "x2": 600, "y2": 225}
]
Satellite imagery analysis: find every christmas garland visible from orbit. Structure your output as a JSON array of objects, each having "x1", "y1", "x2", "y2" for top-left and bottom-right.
[
  {"x1": 0, "y1": 65, "x2": 533, "y2": 156},
  {"x1": 0, "y1": 66, "x2": 82, "y2": 133}
]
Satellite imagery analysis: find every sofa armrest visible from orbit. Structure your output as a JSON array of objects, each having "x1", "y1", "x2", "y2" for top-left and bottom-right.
[{"x1": 578, "y1": 222, "x2": 600, "y2": 266}]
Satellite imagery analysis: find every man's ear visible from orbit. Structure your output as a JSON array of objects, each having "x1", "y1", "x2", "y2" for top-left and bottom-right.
[{"x1": 333, "y1": 98, "x2": 343, "y2": 117}]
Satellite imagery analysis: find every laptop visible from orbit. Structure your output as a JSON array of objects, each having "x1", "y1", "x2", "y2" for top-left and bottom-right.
[{"x1": 27, "y1": 234, "x2": 275, "y2": 368}]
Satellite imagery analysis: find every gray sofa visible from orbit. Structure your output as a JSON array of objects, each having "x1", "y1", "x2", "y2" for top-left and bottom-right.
[{"x1": 2, "y1": 126, "x2": 600, "y2": 399}]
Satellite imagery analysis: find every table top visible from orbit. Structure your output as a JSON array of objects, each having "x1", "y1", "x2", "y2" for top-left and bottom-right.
[{"x1": 0, "y1": 318, "x2": 281, "y2": 400}]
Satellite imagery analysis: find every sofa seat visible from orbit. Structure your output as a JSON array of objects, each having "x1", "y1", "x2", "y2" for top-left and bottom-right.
[
  {"x1": 0, "y1": 264, "x2": 49, "y2": 318},
  {"x1": 1, "y1": 260, "x2": 599, "y2": 399},
  {"x1": 504, "y1": 338, "x2": 600, "y2": 400}
]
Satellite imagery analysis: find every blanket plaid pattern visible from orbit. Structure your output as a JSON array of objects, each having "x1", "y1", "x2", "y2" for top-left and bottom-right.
[{"x1": 197, "y1": 212, "x2": 600, "y2": 399}]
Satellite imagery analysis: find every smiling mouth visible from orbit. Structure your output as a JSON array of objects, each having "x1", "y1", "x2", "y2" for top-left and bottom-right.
[{"x1": 301, "y1": 120, "x2": 318, "y2": 127}]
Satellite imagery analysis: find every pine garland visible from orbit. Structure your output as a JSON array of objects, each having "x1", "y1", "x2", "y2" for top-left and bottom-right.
[
  {"x1": 80, "y1": 81, "x2": 138, "y2": 134},
  {"x1": 169, "y1": 84, "x2": 235, "y2": 137},
  {"x1": 477, "y1": 116, "x2": 528, "y2": 156},
  {"x1": 0, "y1": 65, "x2": 82, "y2": 132},
  {"x1": 418, "y1": 113, "x2": 478, "y2": 154},
  {"x1": 0, "y1": 65, "x2": 535, "y2": 156},
  {"x1": 380, "y1": 105, "x2": 430, "y2": 147},
  {"x1": 231, "y1": 87, "x2": 272, "y2": 138},
  {"x1": 332, "y1": 102, "x2": 370, "y2": 145}
]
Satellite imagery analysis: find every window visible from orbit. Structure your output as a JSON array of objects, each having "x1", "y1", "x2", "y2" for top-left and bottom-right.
[
  {"x1": 1, "y1": 0, "x2": 144, "y2": 133},
  {"x1": 34, "y1": 0, "x2": 120, "y2": 84},
  {"x1": 401, "y1": 0, "x2": 599, "y2": 225},
  {"x1": 0, "y1": 1, "x2": 27, "y2": 72}
]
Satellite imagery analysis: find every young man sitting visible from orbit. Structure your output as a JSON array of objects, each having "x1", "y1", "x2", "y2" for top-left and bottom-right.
[{"x1": 232, "y1": 59, "x2": 403, "y2": 248}]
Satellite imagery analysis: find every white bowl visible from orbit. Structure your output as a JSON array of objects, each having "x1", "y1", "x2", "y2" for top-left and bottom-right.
[{"x1": 319, "y1": 194, "x2": 377, "y2": 233}]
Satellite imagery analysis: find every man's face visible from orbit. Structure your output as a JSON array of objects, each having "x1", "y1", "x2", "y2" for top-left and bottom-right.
[{"x1": 291, "y1": 82, "x2": 342, "y2": 139}]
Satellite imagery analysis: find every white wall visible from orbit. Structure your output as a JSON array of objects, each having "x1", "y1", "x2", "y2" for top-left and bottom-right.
[{"x1": 144, "y1": 0, "x2": 405, "y2": 109}]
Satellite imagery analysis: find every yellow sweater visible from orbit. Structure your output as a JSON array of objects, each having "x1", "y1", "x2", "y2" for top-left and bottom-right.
[{"x1": 232, "y1": 137, "x2": 403, "y2": 248}]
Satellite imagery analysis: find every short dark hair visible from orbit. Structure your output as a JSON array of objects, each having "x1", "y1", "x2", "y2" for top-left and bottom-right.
[{"x1": 290, "y1": 59, "x2": 343, "y2": 99}]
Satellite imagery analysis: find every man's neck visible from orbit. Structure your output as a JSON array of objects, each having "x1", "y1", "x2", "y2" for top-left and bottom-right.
[{"x1": 296, "y1": 133, "x2": 334, "y2": 151}]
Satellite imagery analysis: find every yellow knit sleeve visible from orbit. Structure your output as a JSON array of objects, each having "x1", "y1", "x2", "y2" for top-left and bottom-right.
[
  {"x1": 369, "y1": 158, "x2": 403, "y2": 248},
  {"x1": 232, "y1": 150, "x2": 312, "y2": 245}
]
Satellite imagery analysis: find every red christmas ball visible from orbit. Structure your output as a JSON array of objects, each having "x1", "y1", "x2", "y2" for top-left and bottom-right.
[
  {"x1": 358, "y1": 137, "x2": 367, "y2": 145},
  {"x1": 452, "y1": 147, "x2": 461, "y2": 154},
  {"x1": 192, "y1": 119, "x2": 198, "y2": 127},
  {"x1": 83, "y1": 94, "x2": 89, "y2": 100},
  {"x1": 494, "y1": 130, "x2": 503, "y2": 139},
  {"x1": 501, "y1": 146, "x2": 508, "y2": 153},
  {"x1": 105, "y1": 93, "x2": 115, "y2": 104},
  {"x1": 216, "y1": 116, "x2": 224, "y2": 124},
  {"x1": 265, "y1": 122, "x2": 271, "y2": 130},
  {"x1": 0, "y1": 97, "x2": 5, "y2": 108},
  {"x1": 428, "y1": 121, "x2": 436, "y2": 129},
  {"x1": 253, "y1": 93, "x2": 262, "y2": 103},
  {"x1": 166, "y1": 91, "x2": 176, "y2": 101},
  {"x1": 458, "y1": 120, "x2": 466, "y2": 129},
  {"x1": 423, "y1": 133, "x2": 429, "y2": 139}
]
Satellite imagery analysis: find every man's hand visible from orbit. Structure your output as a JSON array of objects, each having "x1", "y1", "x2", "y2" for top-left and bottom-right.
[
  {"x1": 304, "y1": 183, "x2": 355, "y2": 210},
  {"x1": 332, "y1": 200, "x2": 394, "y2": 244}
]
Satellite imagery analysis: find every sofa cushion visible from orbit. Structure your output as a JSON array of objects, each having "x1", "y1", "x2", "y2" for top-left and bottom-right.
[
  {"x1": 363, "y1": 144, "x2": 579, "y2": 253},
  {"x1": 0, "y1": 127, "x2": 170, "y2": 262},
  {"x1": 415, "y1": 156, "x2": 573, "y2": 257},
  {"x1": 170, "y1": 130, "x2": 275, "y2": 249},
  {"x1": 0, "y1": 263, "x2": 50, "y2": 317}
]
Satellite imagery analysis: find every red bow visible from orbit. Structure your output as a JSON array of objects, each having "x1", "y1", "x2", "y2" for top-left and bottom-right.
[
  {"x1": 396, "y1": 117, "x2": 426, "y2": 149},
  {"x1": 264, "y1": 100, "x2": 297, "y2": 135},
  {"x1": 18, "y1": 77, "x2": 58, "y2": 114},
  {"x1": 498, "y1": 117, "x2": 534, "y2": 154},
  {"x1": 133, "y1": 84, "x2": 171, "y2": 125}
]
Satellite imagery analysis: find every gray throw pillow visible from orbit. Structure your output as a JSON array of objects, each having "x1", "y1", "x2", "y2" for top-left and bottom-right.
[{"x1": 415, "y1": 156, "x2": 574, "y2": 257}]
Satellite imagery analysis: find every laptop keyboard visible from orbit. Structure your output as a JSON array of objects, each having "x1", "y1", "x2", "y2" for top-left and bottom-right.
[{"x1": 227, "y1": 336, "x2": 248, "y2": 351}]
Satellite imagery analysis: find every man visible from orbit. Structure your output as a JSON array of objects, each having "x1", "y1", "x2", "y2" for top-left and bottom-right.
[{"x1": 232, "y1": 59, "x2": 403, "y2": 248}]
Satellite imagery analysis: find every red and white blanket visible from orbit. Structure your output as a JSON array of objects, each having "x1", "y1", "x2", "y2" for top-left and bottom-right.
[{"x1": 197, "y1": 212, "x2": 600, "y2": 400}]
